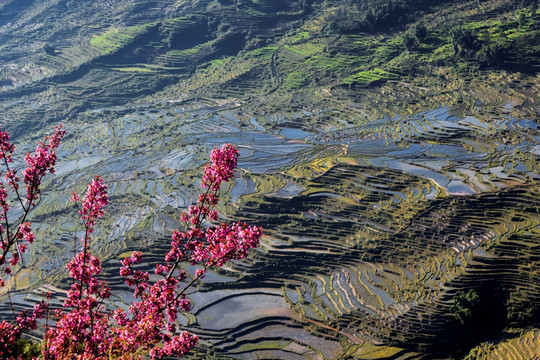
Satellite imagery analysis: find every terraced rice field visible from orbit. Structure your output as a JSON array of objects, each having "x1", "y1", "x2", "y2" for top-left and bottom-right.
[
  {"x1": 0, "y1": 0, "x2": 538, "y2": 358},
  {"x1": 0, "y1": 75, "x2": 537, "y2": 357}
]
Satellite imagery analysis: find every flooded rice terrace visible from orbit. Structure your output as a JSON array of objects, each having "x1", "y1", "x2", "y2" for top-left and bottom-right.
[{"x1": 2, "y1": 95, "x2": 539, "y2": 358}]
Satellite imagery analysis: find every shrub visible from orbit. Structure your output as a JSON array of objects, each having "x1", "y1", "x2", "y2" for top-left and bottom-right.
[
  {"x1": 506, "y1": 288, "x2": 534, "y2": 326},
  {"x1": 449, "y1": 26, "x2": 479, "y2": 56},
  {"x1": 451, "y1": 289, "x2": 480, "y2": 325},
  {"x1": 413, "y1": 23, "x2": 428, "y2": 43},
  {"x1": 477, "y1": 42, "x2": 509, "y2": 66}
]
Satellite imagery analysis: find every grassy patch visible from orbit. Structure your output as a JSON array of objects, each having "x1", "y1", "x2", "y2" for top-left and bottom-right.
[
  {"x1": 291, "y1": 31, "x2": 310, "y2": 43},
  {"x1": 283, "y1": 70, "x2": 310, "y2": 89},
  {"x1": 246, "y1": 46, "x2": 278, "y2": 59},
  {"x1": 90, "y1": 24, "x2": 153, "y2": 55},
  {"x1": 343, "y1": 68, "x2": 399, "y2": 85}
]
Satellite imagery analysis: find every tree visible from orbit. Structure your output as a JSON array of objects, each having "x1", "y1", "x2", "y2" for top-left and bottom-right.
[
  {"x1": 506, "y1": 288, "x2": 534, "y2": 326},
  {"x1": 0, "y1": 127, "x2": 262, "y2": 359},
  {"x1": 403, "y1": 33, "x2": 418, "y2": 51},
  {"x1": 518, "y1": 12, "x2": 527, "y2": 28},
  {"x1": 477, "y1": 41, "x2": 508, "y2": 66},
  {"x1": 43, "y1": 44, "x2": 56, "y2": 56},
  {"x1": 449, "y1": 26, "x2": 479, "y2": 56},
  {"x1": 451, "y1": 289, "x2": 480, "y2": 325},
  {"x1": 413, "y1": 23, "x2": 427, "y2": 43}
]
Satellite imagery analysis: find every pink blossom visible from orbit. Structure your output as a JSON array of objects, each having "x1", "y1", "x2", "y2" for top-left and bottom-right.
[
  {"x1": 19, "y1": 222, "x2": 34, "y2": 243},
  {"x1": 0, "y1": 126, "x2": 15, "y2": 163},
  {"x1": 0, "y1": 125, "x2": 64, "y2": 292},
  {"x1": 4, "y1": 169, "x2": 18, "y2": 191},
  {"x1": 0, "y1": 320, "x2": 20, "y2": 358},
  {"x1": 23, "y1": 125, "x2": 65, "y2": 201},
  {"x1": 8, "y1": 253, "x2": 19, "y2": 266},
  {"x1": 195, "y1": 268, "x2": 205, "y2": 278},
  {"x1": 0, "y1": 185, "x2": 9, "y2": 214},
  {"x1": 70, "y1": 192, "x2": 80, "y2": 202},
  {"x1": 201, "y1": 144, "x2": 239, "y2": 191},
  {"x1": 79, "y1": 175, "x2": 108, "y2": 231}
]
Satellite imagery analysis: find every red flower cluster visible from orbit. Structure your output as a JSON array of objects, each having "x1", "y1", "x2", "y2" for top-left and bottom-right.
[
  {"x1": 23, "y1": 126, "x2": 65, "y2": 202},
  {"x1": 0, "y1": 135, "x2": 262, "y2": 359},
  {"x1": 0, "y1": 127, "x2": 63, "y2": 359},
  {"x1": 0, "y1": 125, "x2": 64, "y2": 282}
]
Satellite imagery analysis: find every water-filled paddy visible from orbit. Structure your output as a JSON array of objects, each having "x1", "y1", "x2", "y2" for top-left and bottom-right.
[{"x1": 196, "y1": 293, "x2": 293, "y2": 330}]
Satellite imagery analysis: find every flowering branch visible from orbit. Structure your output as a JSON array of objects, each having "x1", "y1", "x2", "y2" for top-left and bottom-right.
[
  {"x1": 0, "y1": 125, "x2": 64, "y2": 359},
  {"x1": 0, "y1": 125, "x2": 65, "y2": 277},
  {"x1": 0, "y1": 138, "x2": 262, "y2": 359},
  {"x1": 41, "y1": 143, "x2": 262, "y2": 360}
]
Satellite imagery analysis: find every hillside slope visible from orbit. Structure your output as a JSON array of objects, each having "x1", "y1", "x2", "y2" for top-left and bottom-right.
[{"x1": 0, "y1": 0, "x2": 538, "y2": 359}]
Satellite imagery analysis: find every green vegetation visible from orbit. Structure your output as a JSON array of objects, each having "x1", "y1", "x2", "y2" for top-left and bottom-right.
[
  {"x1": 90, "y1": 24, "x2": 154, "y2": 55},
  {"x1": 343, "y1": 68, "x2": 399, "y2": 86},
  {"x1": 464, "y1": 330, "x2": 540, "y2": 360},
  {"x1": 451, "y1": 289, "x2": 480, "y2": 325},
  {"x1": 506, "y1": 288, "x2": 535, "y2": 326}
]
